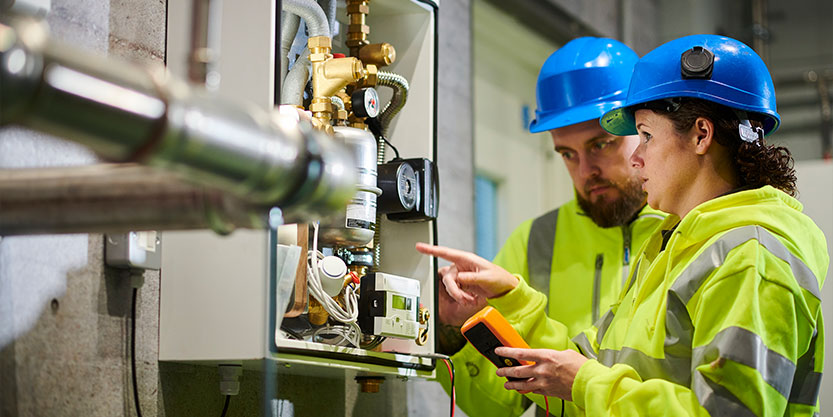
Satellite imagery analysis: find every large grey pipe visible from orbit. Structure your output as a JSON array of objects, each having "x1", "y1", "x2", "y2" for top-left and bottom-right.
[
  {"x1": 0, "y1": 17, "x2": 355, "y2": 224},
  {"x1": 0, "y1": 164, "x2": 270, "y2": 236}
]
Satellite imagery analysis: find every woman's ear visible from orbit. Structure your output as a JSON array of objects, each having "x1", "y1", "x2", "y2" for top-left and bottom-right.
[{"x1": 692, "y1": 117, "x2": 714, "y2": 155}]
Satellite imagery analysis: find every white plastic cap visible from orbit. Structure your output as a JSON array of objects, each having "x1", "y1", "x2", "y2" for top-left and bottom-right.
[{"x1": 319, "y1": 256, "x2": 347, "y2": 297}]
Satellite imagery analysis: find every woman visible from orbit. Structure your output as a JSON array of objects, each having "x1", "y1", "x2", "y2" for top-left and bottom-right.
[{"x1": 417, "y1": 34, "x2": 827, "y2": 416}]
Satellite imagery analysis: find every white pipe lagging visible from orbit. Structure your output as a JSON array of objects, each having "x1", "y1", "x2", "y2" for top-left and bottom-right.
[
  {"x1": 280, "y1": 12, "x2": 301, "y2": 85},
  {"x1": 318, "y1": 0, "x2": 337, "y2": 39},
  {"x1": 281, "y1": 49, "x2": 311, "y2": 105},
  {"x1": 280, "y1": 0, "x2": 331, "y2": 106},
  {"x1": 282, "y1": 0, "x2": 330, "y2": 39}
]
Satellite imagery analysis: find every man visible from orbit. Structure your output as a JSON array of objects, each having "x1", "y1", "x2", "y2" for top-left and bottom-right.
[{"x1": 435, "y1": 37, "x2": 666, "y2": 416}]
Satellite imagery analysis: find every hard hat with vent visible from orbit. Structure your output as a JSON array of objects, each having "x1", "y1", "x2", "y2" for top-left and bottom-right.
[{"x1": 600, "y1": 34, "x2": 780, "y2": 137}]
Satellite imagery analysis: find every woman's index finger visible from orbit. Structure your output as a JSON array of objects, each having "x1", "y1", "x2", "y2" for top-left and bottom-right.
[{"x1": 415, "y1": 242, "x2": 486, "y2": 266}]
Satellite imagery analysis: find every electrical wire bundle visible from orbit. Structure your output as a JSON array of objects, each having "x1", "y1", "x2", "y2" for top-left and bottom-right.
[
  {"x1": 313, "y1": 323, "x2": 361, "y2": 347},
  {"x1": 306, "y1": 222, "x2": 361, "y2": 346}
]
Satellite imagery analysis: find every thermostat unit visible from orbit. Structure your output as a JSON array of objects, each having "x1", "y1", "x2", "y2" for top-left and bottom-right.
[{"x1": 359, "y1": 273, "x2": 421, "y2": 339}]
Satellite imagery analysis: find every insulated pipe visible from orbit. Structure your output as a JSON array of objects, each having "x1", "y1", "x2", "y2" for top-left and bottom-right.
[
  {"x1": 281, "y1": 48, "x2": 311, "y2": 106},
  {"x1": 0, "y1": 164, "x2": 269, "y2": 236},
  {"x1": 280, "y1": 12, "x2": 301, "y2": 85},
  {"x1": 376, "y1": 71, "x2": 409, "y2": 136},
  {"x1": 282, "y1": 0, "x2": 330, "y2": 39},
  {"x1": 318, "y1": 0, "x2": 337, "y2": 41},
  {"x1": 0, "y1": 17, "x2": 356, "y2": 223}
]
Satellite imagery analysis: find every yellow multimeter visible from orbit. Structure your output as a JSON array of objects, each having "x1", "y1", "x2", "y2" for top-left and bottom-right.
[{"x1": 461, "y1": 306, "x2": 532, "y2": 380}]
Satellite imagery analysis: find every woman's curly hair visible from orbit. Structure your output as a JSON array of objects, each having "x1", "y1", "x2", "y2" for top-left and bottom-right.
[{"x1": 642, "y1": 98, "x2": 796, "y2": 196}]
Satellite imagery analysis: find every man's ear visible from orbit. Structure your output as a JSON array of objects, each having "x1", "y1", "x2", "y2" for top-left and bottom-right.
[{"x1": 692, "y1": 117, "x2": 714, "y2": 155}]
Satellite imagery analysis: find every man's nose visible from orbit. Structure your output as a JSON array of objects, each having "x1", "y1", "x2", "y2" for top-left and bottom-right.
[
  {"x1": 579, "y1": 154, "x2": 601, "y2": 178},
  {"x1": 629, "y1": 146, "x2": 644, "y2": 168}
]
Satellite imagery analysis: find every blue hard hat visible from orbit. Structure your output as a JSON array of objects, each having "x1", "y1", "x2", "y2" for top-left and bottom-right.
[
  {"x1": 600, "y1": 34, "x2": 780, "y2": 137},
  {"x1": 529, "y1": 37, "x2": 638, "y2": 133}
]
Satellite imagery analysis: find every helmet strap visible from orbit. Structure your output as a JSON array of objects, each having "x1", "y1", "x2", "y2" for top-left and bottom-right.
[{"x1": 734, "y1": 110, "x2": 764, "y2": 145}]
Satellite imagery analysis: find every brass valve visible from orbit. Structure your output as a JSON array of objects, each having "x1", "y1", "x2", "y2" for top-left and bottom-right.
[
  {"x1": 359, "y1": 43, "x2": 396, "y2": 67},
  {"x1": 308, "y1": 36, "x2": 367, "y2": 134}
]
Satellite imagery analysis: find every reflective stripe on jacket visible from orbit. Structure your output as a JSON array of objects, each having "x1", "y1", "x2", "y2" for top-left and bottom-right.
[
  {"x1": 493, "y1": 186, "x2": 827, "y2": 416},
  {"x1": 440, "y1": 199, "x2": 665, "y2": 417}
]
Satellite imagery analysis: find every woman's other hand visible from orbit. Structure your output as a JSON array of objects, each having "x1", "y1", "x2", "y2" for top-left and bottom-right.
[{"x1": 494, "y1": 347, "x2": 589, "y2": 401}]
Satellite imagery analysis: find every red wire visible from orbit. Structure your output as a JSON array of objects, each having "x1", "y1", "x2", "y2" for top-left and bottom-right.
[
  {"x1": 442, "y1": 359, "x2": 455, "y2": 417},
  {"x1": 545, "y1": 396, "x2": 549, "y2": 416}
]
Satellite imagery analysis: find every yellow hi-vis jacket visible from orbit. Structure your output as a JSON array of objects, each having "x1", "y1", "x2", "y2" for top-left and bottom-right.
[
  {"x1": 489, "y1": 186, "x2": 827, "y2": 416},
  {"x1": 438, "y1": 199, "x2": 665, "y2": 417}
]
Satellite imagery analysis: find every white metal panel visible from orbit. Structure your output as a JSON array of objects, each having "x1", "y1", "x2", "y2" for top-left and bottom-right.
[
  {"x1": 159, "y1": 230, "x2": 269, "y2": 360},
  {"x1": 160, "y1": 0, "x2": 437, "y2": 371}
]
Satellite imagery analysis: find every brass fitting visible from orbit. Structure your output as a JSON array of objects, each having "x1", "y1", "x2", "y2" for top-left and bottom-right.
[
  {"x1": 346, "y1": 0, "x2": 371, "y2": 56},
  {"x1": 334, "y1": 107, "x2": 348, "y2": 126},
  {"x1": 308, "y1": 297, "x2": 329, "y2": 326},
  {"x1": 356, "y1": 376, "x2": 385, "y2": 393},
  {"x1": 418, "y1": 306, "x2": 430, "y2": 325},
  {"x1": 360, "y1": 64, "x2": 378, "y2": 87},
  {"x1": 415, "y1": 305, "x2": 430, "y2": 346},
  {"x1": 308, "y1": 35, "x2": 332, "y2": 52},
  {"x1": 348, "y1": 115, "x2": 367, "y2": 130},
  {"x1": 348, "y1": 265, "x2": 368, "y2": 279},
  {"x1": 308, "y1": 34, "x2": 366, "y2": 133},
  {"x1": 321, "y1": 58, "x2": 365, "y2": 94},
  {"x1": 336, "y1": 90, "x2": 352, "y2": 112},
  {"x1": 359, "y1": 43, "x2": 396, "y2": 67}
]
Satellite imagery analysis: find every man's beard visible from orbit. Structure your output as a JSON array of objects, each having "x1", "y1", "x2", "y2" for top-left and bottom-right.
[{"x1": 576, "y1": 176, "x2": 646, "y2": 228}]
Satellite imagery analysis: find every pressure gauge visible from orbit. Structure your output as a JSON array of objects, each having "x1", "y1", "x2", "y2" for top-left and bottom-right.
[{"x1": 351, "y1": 87, "x2": 380, "y2": 118}]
